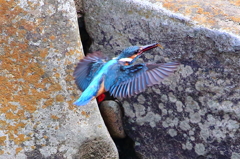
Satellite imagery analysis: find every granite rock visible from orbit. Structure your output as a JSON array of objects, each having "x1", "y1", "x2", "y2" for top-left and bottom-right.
[
  {"x1": 0, "y1": 0, "x2": 118, "y2": 158},
  {"x1": 82, "y1": 0, "x2": 240, "y2": 158}
]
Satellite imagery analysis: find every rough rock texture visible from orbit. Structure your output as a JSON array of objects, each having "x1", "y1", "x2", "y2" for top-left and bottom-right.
[
  {"x1": 74, "y1": 0, "x2": 84, "y2": 18},
  {"x1": 82, "y1": 0, "x2": 240, "y2": 158},
  {"x1": 74, "y1": 0, "x2": 83, "y2": 13},
  {"x1": 0, "y1": 0, "x2": 118, "y2": 158},
  {"x1": 148, "y1": 0, "x2": 240, "y2": 35},
  {"x1": 100, "y1": 101, "x2": 126, "y2": 138}
]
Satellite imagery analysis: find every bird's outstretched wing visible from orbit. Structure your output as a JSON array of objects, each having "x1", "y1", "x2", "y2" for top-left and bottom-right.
[
  {"x1": 73, "y1": 52, "x2": 107, "y2": 91},
  {"x1": 105, "y1": 62, "x2": 180, "y2": 98}
]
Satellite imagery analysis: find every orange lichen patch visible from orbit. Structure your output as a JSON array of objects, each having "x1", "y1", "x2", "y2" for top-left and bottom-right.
[
  {"x1": 43, "y1": 38, "x2": 48, "y2": 42},
  {"x1": 0, "y1": 120, "x2": 7, "y2": 128},
  {"x1": 43, "y1": 135, "x2": 48, "y2": 139},
  {"x1": 1, "y1": 39, "x2": 53, "y2": 112},
  {"x1": 43, "y1": 99, "x2": 54, "y2": 108},
  {"x1": 28, "y1": 132, "x2": 34, "y2": 136},
  {"x1": 196, "y1": 8, "x2": 211, "y2": 17},
  {"x1": 65, "y1": 74, "x2": 74, "y2": 81},
  {"x1": 193, "y1": 15, "x2": 216, "y2": 26},
  {"x1": 49, "y1": 35, "x2": 56, "y2": 40},
  {"x1": 48, "y1": 83, "x2": 62, "y2": 92},
  {"x1": 67, "y1": 101, "x2": 76, "y2": 110},
  {"x1": 211, "y1": 7, "x2": 226, "y2": 16},
  {"x1": 64, "y1": 40, "x2": 71, "y2": 44},
  {"x1": 64, "y1": 59, "x2": 74, "y2": 65},
  {"x1": 0, "y1": 103, "x2": 17, "y2": 112},
  {"x1": 24, "y1": 104, "x2": 38, "y2": 113},
  {"x1": 39, "y1": 48, "x2": 49, "y2": 58},
  {"x1": 192, "y1": 15, "x2": 207, "y2": 24},
  {"x1": 157, "y1": 0, "x2": 240, "y2": 34},
  {"x1": 230, "y1": 16, "x2": 240, "y2": 23},
  {"x1": 51, "y1": 115, "x2": 59, "y2": 120},
  {"x1": 16, "y1": 147, "x2": 23, "y2": 154},
  {"x1": 27, "y1": 1, "x2": 38, "y2": 10},
  {"x1": 5, "y1": 112, "x2": 20, "y2": 120},
  {"x1": 67, "y1": 49, "x2": 75, "y2": 56},
  {"x1": 33, "y1": 124, "x2": 38, "y2": 129},
  {"x1": 184, "y1": 7, "x2": 192, "y2": 16},
  {"x1": 162, "y1": 2, "x2": 175, "y2": 9},
  {"x1": 56, "y1": 94, "x2": 64, "y2": 102},
  {"x1": 0, "y1": 136, "x2": 6, "y2": 146},
  {"x1": 5, "y1": 26, "x2": 18, "y2": 36},
  {"x1": 54, "y1": 73, "x2": 60, "y2": 78},
  {"x1": 13, "y1": 134, "x2": 30, "y2": 145},
  {"x1": 81, "y1": 111, "x2": 90, "y2": 118},
  {"x1": 204, "y1": 19, "x2": 217, "y2": 27},
  {"x1": 5, "y1": 122, "x2": 26, "y2": 135},
  {"x1": 231, "y1": 0, "x2": 240, "y2": 6},
  {"x1": 1, "y1": 105, "x2": 27, "y2": 121},
  {"x1": 67, "y1": 49, "x2": 81, "y2": 57},
  {"x1": 22, "y1": 20, "x2": 35, "y2": 31},
  {"x1": 0, "y1": 0, "x2": 81, "y2": 156},
  {"x1": 16, "y1": 109, "x2": 25, "y2": 118},
  {"x1": 0, "y1": 0, "x2": 79, "y2": 152},
  {"x1": 17, "y1": 43, "x2": 29, "y2": 51},
  {"x1": 49, "y1": 42, "x2": 54, "y2": 48},
  {"x1": 98, "y1": 124, "x2": 102, "y2": 128}
]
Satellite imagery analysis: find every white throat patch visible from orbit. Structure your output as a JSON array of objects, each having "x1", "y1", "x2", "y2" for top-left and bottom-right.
[{"x1": 118, "y1": 58, "x2": 133, "y2": 62}]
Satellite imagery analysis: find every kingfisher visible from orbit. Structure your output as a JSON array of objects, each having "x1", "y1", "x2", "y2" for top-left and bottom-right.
[{"x1": 73, "y1": 43, "x2": 180, "y2": 106}]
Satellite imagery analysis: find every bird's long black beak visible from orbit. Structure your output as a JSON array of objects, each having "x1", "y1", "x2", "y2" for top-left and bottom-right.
[{"x1": 137, "y1": 43, "x2": 162, "y2": 55}]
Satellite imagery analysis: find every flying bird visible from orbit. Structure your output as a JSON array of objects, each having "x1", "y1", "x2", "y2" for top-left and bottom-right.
[{"x1": 73, "y1": 43, "x2": 180, "y2": 106}]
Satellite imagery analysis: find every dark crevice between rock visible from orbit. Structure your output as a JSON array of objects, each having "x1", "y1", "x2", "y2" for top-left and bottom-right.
[
  {"x1": 77, "y1": 10, "x2": 139, "y2": 159},
  {"x1": 97, "y1": 93, "x2": 140, "y2": 159},
  {"x1": 113, "y1": 137, "x2": 140, "y2": 159},
  {"x1": 77, "y1": 15, "x2": 92, "y2": 55}
]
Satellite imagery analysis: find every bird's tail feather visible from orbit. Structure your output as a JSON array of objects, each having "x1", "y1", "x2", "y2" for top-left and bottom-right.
[{"x1": 74, "y1": 95, "x2": 93, "y2": 106}]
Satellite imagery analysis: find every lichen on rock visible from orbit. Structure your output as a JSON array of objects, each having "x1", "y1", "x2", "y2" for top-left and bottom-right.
[
  {"x1": 82, "y1": 0, "x2": 240, "y2": 158},
  {"x1": 0, "y1": 0, "x2": 118, "y2": 158}
]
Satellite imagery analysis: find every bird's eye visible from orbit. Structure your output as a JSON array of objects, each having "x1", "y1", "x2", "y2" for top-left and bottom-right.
[
  {"x1": 136, "y1": 49, "x2": 141, "y2": 54},
  {"x1": 135, "y1": 48, "x2": 143, "y2": 55}
]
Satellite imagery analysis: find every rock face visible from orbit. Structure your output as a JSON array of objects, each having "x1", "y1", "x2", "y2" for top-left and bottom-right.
[
  {"x1": 149, "y1": 0, "x2": 240, "y2": 35},
  {"x1": 82, "y1": 0, "x2": 240, "y2": 158},
  {"x1": 0, "y1": 0, "x2": 118, "y2": 158}
]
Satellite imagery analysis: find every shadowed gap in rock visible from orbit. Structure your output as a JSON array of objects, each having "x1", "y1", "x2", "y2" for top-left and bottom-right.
[
  {"x1": 76, "y1": 6, "x2": 139, "y2": 159},
  {"x1": 78, "y1": 16, "x2": 92, "y2": 54}
]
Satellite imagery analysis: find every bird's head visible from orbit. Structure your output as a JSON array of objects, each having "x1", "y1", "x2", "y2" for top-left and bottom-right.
[{"x1": 117, "y1": 43, "x2": 161, "y2": 64}]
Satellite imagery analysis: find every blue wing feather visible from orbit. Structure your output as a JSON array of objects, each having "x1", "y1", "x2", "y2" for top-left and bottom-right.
[
  {"x1": 105, "y1": 62, "x2": 180, "y2": 98},
  {"x1": 73, "y1": 52, "x2": 106, "y2": 91}
]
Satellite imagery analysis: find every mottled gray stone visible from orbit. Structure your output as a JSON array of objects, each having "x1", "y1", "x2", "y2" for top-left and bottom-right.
[
  {"x1": 77, "y1": 137, "x2": 118, "y2": 159},
  {"x1": 195, "y1": 143, "x2": 206, "y2": 156},
  {"x1": 0, "y1": 0, "x2": 118, "y2": 158},
  {"x1": 82, "y1": 0, "x2": 240, "y2": 158}
]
